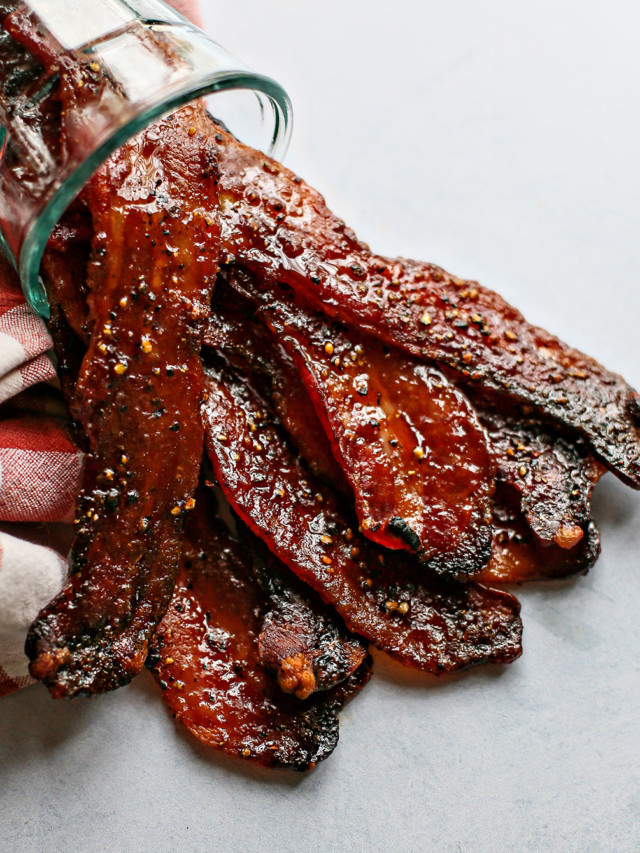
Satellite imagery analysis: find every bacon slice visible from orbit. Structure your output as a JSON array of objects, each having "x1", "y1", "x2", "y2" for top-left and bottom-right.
[
  {"x1": 41, "y1": 206, "x2": 92, "y2": 341},
  {"x1": 202, "y1": 362, "x2": 523, "y2": 673},
  {"x1": 207, "y1": 272, "x2": 494, "y2": 570},
  {"x1": 26, "y1": 106, "x2": 220, "y2": 696},
  {"x1": 467, "y1": 388, "x2": 606, "y2": 548},
  {"x1": 208, "y1": 274, "x2": 604, "y2": 561},
  {"x1": 212, "y1": 121, "x2": 640, "y2": 488},
  {"x1": 148, "y1": 507, "x2": 371, "y2": 770},
  {"x1": 261, "y1": 297, "x2": 494, "y2": 568},
  {"x1": 247, "y1": 534, "x2": 368, "y2": 698},
  {"x1": 206, "y1": 277, "x2": 348, "y2": 488},
  {"x1": 478, "y1": 487, "x2": 601, "y2": 585}
]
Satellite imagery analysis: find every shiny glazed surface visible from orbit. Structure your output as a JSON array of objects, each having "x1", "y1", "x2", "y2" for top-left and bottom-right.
[
  {"x1": 213, "y1": 121, "x2": 640, "y2": 487},
  {"x1": 262, "y1": 297, "x2": 494, "y2": 569},
  {"x1": 250, "y1": 537, "x2": 368, "y2": 698},
  {"x1": 148, "y1": 506, "x2": 371, "y2": 770},
  {"x1": 206, "y1": 276, "x2": 348, "y2": 490},
  {"x1": 26, "y1": 105, "x2": 220, "y2": 696},
  {"x1": 202, "y1": 362, "x2": 523, "y2": 673},
  {"x1": 469, "y1": 388, "x2": 605, "y2": 548},
  {"x1": 478, "y1": 487, "x2": 601, "y2": 585},
  {"x1": 4, "y1": 13, "x2": 637, "y2": 771}
]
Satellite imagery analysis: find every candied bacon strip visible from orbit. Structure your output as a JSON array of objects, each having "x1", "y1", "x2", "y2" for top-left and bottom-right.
[
  {"x1": 466, "y1": 387, "x2": 606, "y2": 548},
  {"x1": 260, "y1": 296, "x2": 494, "y2": 567},
  {"x1": 202, "y1": 362, "x2": 523, "y2": 673},
  {"x1": 41, "y1": 205, "x2": 92, "y2": 341},
  {"x1": 147, "y1": 506, "x2": 371, "y2": 770},
  {"x1": 246, "y1": 532, "x2": 369, "y2": 698},
  {"x1": 205, "y1": 476, "x2": 368, "y2": 699},
  {"x1": 0, "y1": 6, "x2": 141, "y2": 260},
  {"x1": 478, "y1": 487, "x2": 601, "y2": 585},
  {"x1": 208, "y1": 272, "x2": 494, "y2": 570},
  {"x1": 211, "y1": 120, "x2": 640, "y2": 488},
  {"x1": 26, "y1": 106, "x2": 220, "y2": 697},
  {"x1": 268, "y1": 348, "x2": 349, "y2": 491},
  {"x1": 206, "y1": 276, "x2": 348, "y2": 488}
]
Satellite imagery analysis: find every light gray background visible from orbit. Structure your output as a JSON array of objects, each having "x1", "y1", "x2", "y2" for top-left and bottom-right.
[{"x1": 2, "y1": 1, "x2": 640, "y2": 851}]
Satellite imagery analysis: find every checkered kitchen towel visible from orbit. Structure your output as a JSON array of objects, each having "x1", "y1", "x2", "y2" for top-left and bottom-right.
[
  {"x1": 0, "y1": 0, "x2": 201, "y2": 697},
  {"x1": 0, "y1": 259, "x2": 82, "y2": 696}
]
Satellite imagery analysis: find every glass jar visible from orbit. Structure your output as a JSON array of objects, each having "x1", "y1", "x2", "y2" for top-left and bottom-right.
[{"x1": 0, "y1": 0, "x2": 292, "y2": 316}]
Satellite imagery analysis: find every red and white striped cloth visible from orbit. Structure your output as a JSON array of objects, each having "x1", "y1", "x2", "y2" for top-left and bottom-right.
[
  {"x1": 0, "y1": 0, "x2": 201, "y2": 698},
  {"x1": 0, "y1": 258, "x2": 82, "y2": 697}
]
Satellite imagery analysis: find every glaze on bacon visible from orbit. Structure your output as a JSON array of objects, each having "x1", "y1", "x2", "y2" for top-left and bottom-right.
[
  {"x1": 202, "y1": 361, "x2": 523, "y2": 673},
  {"x1": 205, "y1": 276, "x2": 347, "y2": 489},
  {"x1": 247, "y1": 534, "x2": 369, "y2": 697},
  {"x1": 478, "y1": 487, "x2": 601, "y2": 585},
  {"x1": 5, "y1": 10, "x2": 637, "y2": 771},
  {"x1": 208, "y1": 273, "x2": 494, "y2": 569},
  {"x1": 468, "y1": 388, "x2": 605, "y2": 549},
  {"x1": 147, "y1": 505, "x2": 371, "y2": 770},
  {"x1": 212, "y1": 119, "x2": 640, "y2": 488},
  {"x1": 261, "y1": 298, "x2": 494, "y2": 570},
  {"x1": 26, "y1": 106, "x2": 220, "y2": 696}
]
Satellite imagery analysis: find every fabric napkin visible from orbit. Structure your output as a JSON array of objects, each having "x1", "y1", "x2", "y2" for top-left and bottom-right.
[
  {"x1": 0, "y1": 261, "x2": 82, "y2": 696},
  {"x1": 0, "y1": 0, "x2": 201, "y2": 697}
]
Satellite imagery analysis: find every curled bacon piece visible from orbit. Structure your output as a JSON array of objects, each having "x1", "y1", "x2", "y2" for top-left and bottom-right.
[
  {"x1": 213, "y1": 120, "x2": 640, "y2": 487},
  {"x1": 209, "y1": 272, "x2": 494, "y2": 568},
  {"x1": 26, "y1": 106, "x2": 220, "y2": 696},
  {"x1": 261, "y1": 297, "x2": 494, "y2": 570},
  {"x1": 478, "y1": 487, "x2": 601, "y2": 585},
  {"x1": 206, "y1": 277, "x2": 346, "y2": 488},
  {"x1": 148, "y1": 506, "x2": 371, "y2": 770},
  {"x1": 467, "y1": 388, "x2": 606, "y2": 548},
  {"x1": 247, "y1": 534, "x2": 369, "y2": 698},
  {"x1": 202, "y1": 361, "x2": 523, "y2": 673}
]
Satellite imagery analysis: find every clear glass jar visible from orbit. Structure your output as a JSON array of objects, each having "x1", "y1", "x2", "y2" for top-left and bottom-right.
[{"x1": 0, "y1": 0, "x2": 292, "y2": 316}]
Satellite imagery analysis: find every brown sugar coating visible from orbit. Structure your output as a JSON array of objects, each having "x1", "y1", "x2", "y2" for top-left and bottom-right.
[
  {"x1": 27, "y1": 105, "x2": 220, "y2": 696},
  {"x1": 6, "y1": 9, "x2": 638, "y2": 771},
  {"x1": 205, "y1": 276, "x2": 348, "y2": 490},
  {"x1": 478, "y1": 486, "x2": 601, "y2": 585},
  {"x1": 212, "y1": 119, "x2": 640, "y2": 487},
  {"x1": 249, "y1": 535, "x2": 369, "y2": 697},
  {"x1": 262, "y1": 296, "x2": 494, "y2": 569},
  {"x1": 148, "y1": 506, "x2": 371, "y2": 770},
  {"x1": 202, "y1": 362, "x2": 523, "y2": 673},
  {"x1": 467, "y1": 387, "x2": 605, "y2": 548}
]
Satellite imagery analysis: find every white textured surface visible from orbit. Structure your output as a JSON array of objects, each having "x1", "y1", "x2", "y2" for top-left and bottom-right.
[{"x1": 2, "y1": 2, "x2": 640, "y2": 850}]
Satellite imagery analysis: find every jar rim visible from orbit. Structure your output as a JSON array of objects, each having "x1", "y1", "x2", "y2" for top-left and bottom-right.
[{"x1": 19, "y1": 69, "x2": 292, "y2": 317}]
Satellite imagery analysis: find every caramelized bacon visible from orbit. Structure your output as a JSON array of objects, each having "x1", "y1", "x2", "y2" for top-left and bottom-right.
[
  {"x1": 26, "y1": 106, "x2": 220, "y2": 696},
  {"x1": 148, "y1": 508, "x2": 371, "y2": 770},
  {"x1": 478, "y1": 487, "x2": 601, "y2": 585},
  {"x1": 212, "y1": 120, "x2": 640, "y2": 487},
  {"x1": 261, "y1": 297, "x2": 494, "y2": 567},
  {"x1": 5, "y1": 20, "x2": 636, "y2": 769},
  {"x1": 41, "y1": 205, "x2": 92, "y2": 341},
  {"x1": 247, "y1": 535, "x2": 368, "y2": 697},
  {"x1": 467, "y1": 388, "x2": 606, "y2": 548},
  {"x1": 206, "y1": 277, "x2": 347, "y2": 488},
  {"x1": 208, "y1": 272, "x2": 494, "y2": 571},
  {"x1": 202, "y1": 362, "x2": 522, "y2": 673}
]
